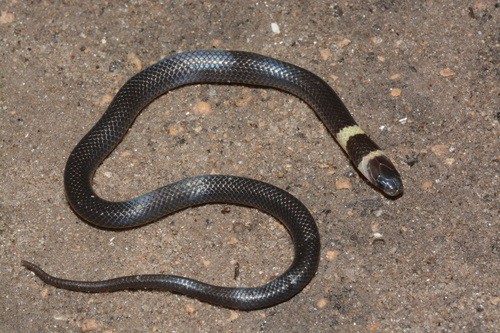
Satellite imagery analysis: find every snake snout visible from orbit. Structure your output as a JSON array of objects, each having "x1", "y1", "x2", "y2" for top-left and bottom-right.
[{"x1": 367, "y1": 155, "x2": 403, "y2": 197}]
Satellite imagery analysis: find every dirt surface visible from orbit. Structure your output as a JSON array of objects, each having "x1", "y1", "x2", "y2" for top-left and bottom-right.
[{"x1": 1, "y1": 1, "x2": 498, "y2": 332}]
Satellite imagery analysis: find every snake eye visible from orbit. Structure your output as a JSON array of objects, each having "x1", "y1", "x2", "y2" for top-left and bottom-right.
[{"x1": 367, "y1": 155, "x2": 403, "y2": 197}]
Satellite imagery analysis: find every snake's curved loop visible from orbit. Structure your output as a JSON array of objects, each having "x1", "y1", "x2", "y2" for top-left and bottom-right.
[{"x1": 23, "y1": 50, "x2": 402, "y2": 310}]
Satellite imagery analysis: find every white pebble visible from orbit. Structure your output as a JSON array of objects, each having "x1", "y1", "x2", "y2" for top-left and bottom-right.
[{"x1": 271, "y1": 22, "x2": 280, "y2": 34}]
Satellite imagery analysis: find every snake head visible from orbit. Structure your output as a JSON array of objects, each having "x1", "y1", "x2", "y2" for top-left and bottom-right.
[{"x1": 364, "y1": 154, "x2": 403, "y2": 197}]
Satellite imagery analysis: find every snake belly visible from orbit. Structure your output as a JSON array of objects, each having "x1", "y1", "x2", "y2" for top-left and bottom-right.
[{"x1": 22, "y1": 50, "x2": 403, "y2": 310}]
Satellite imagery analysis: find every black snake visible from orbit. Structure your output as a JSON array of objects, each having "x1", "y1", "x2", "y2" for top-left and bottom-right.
[{"x1": 22, "y1": 50, "x2": 403, "y2": 310}]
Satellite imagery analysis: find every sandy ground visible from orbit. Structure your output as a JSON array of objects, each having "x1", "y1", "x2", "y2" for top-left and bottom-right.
[{"x1": 1, "y1": 1, "x2": 498, "y2": 332}]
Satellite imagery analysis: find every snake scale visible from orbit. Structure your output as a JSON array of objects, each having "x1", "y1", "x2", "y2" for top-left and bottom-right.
[{"x1": 22, "y1": 50, "x2": 403, "y2": 310}]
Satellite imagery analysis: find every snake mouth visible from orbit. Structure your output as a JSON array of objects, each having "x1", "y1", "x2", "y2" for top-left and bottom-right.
[{"x1": 366, "y1": 155, "x2": 404, "y2": 197}]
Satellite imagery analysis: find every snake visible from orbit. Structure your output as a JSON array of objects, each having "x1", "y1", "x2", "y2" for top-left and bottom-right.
[{"x1": 22, "y1": 50, "x2": 403, "y2": 310}]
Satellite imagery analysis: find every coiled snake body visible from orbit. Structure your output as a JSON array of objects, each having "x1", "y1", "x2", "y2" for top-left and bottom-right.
[{"x1": 23, "y1": 50, "x2": 403, "y2": 310}]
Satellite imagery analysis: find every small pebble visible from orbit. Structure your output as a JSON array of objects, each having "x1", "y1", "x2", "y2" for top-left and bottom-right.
[
  {"x1": 335, "y1": 177, "x2": 352, "y2": 190},
  {"x1": 377, "y1": 55, "x2": 386, "y2": 62},
  {"x1": 445, "y1": 158, "x2": 455, "y2": 165},
  {"x1": 97, "y1": 94, "x2": 113, "y2": 107},
  {"x1": 271, "y1": 22, "x2": 280, "y2": 34},
  {"x1": 202, "y1": 259, "x2": 211, "y2": 267},
  {"x1": 329, "y1": 74, "x2": 339, "y2": 81},
  {"x1": 211, "y1": 39, "x2": 222, "y2": 47},
  {"x1": 473, "y1": 2, "x2": 487, "y2": 9},
  {"x1": 127, "y1": 53, "x2": 142, "y2": 72},
  {"x1": 235, "y1": 95, "x2": 252, "y2": 107},
  {"x1": 490, "y1": 297, "x2": 500, "y2": 306},
  {"x1": 228, "y1": 237, "x2": 239, "y2": 245},
  {"x1": 368, "y1": 322, "x2": 382, "y2": 331},
  {"x1": 0, "y1": 11, "x2": 15, "y2": 24},
  {"x1": 227, "y1": 310, "x2": 239, "y2": 322},
  {"x1": 41, "y1": 288, "x2": 48, "y2": 299},
  {"x1": 232, "y1": 222, "x2": 246, "y2": 233},
  {"x1": 252, "y1": 145, "x2": 263, "y2": 153},
  {"x1": 120, "y1": 150, "x2": 132, "y2": 158},
  {"x1": 81, "y1": 319, "x2": 98, "y2": 332},
  {"x1": 421, "y1": 180, "x2": 433, "y2": 192},
  {"x1": 316, "y1": 297, "x2": 328, "y2": 308},
  {"x1": 168, "y1": 124, "x2": 185, "y2": 136},
  {"x1": 319, "y1": 49, "x2": 332, "y2": 61},
  {"x1": 326, "y1": 250, "x2": 340, "y2": 261},
  {"x1": 390, "y1": 73, "x2": 401, "y2": 80},
  {"x1": 390, "y1": 88, "x2": 402, "y2": 97},
  {"x1": 193, "y1": 101, "x2": 212, "y2": 115},
  {"x1": 431, "y1": 144, "x2": 449, "y2": 156},
  {"x1": 439, "y1": 68, "x2": 456, "y2": 77},
  {"x1": 185, "y1": 304, "x2": 196, "y2": 314},
  {"x1": 371, "y1": 36, "x2": 383, "y2": 44},
  {"x1": 337, "y1": 38, "x2": 351, "y2": 48}
]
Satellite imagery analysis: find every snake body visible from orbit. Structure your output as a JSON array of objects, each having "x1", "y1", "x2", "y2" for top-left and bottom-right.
[{"x1": 23, "y1": 50, "x2": 403, "y2": 310}]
